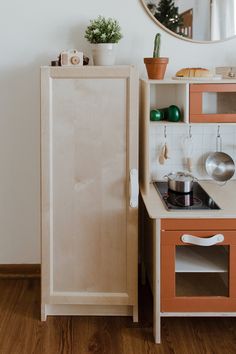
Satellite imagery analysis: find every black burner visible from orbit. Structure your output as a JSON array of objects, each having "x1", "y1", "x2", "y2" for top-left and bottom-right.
[
  {"x1": 154, "y1": 182, "x2": 220, "y2": 211},
  {"x1": 170, "y1": 194, "x2": 202, "y2": 207}
]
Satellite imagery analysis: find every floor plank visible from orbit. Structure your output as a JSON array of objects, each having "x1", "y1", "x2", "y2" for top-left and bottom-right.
[{"x1": 0, "y1": 278, "x2": 236, "y2": 353}]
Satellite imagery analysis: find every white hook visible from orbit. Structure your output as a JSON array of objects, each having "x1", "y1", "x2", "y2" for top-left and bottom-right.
[
  {"x1": 217, "y1": 125, "x2": 221, "y2": 138},
  {"x1": 164, "y1": 125, "x2": 167, "y2": 139},
  {"x1": 189, "y1": 125, "x2": 192, "y2": 139},
  {"x1": 216, "y1": 125, "x2": 222, "y2": 152}
]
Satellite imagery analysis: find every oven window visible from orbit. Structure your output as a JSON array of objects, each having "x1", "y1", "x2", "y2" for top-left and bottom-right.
[
  {"x1": 202, "y1": 92, "x2": 236, "y2": 114},
  {"x1": 175, "y1": 245, "x2": 229, "y2": 297}
]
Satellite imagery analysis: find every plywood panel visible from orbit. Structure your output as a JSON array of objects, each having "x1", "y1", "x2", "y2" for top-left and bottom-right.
[
  {"x1": 41, "y1": 66, "x2": 138, "y2": 316},
  {"x1": 51, "y1": 78, "x2": 127, "y2": 293}
]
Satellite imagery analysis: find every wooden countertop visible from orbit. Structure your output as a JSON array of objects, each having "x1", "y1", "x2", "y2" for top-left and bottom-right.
[
  {"x1": 141, "y1": 180, "x2": 236, "y2": 219},
  {"x1": 140, "y1": 78, "x2": 236, "y2": 84}
]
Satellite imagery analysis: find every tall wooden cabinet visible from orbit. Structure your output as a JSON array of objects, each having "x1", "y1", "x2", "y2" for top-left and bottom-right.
[{"x1": 41, "y1": 66, "x2": 139, "y2": 321}]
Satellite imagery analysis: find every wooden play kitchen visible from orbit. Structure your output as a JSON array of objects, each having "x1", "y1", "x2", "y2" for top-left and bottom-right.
[
  {"x1": 140, "y1": 77, "x2": 236, "y2": 343},
  {"x1": 40, "y1": 67, "x2": 236, "y2": 343}
]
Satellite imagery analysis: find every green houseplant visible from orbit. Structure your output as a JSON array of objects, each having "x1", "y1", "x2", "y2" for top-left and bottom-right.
[
  {"x1": 144, "y1": 33, "x2": 169, "y2": 79},
  {"x1": 85, "y1": 16, "x2": 122, "y2": 65}
]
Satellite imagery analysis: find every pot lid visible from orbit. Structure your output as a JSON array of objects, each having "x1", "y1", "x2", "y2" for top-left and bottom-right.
[{"x1": 167, "y1": 171, "x2": 195, "y2": 182}]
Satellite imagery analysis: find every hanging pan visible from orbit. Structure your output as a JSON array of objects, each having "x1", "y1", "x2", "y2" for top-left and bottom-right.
[{"x1": 205, "y1": 126, "x2": 235, "y2": 182}]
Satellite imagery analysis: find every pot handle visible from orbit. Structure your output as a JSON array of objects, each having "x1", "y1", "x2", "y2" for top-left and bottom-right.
[
  {"x1": 163, "y1": 172, "x2": 174, "y2": 179},
  {"x1": 184, "y1": 172, "x2": 198, "y2": 181},
  {"x1": 181, "y1": 233, "x2": 224, "y2": 246}
]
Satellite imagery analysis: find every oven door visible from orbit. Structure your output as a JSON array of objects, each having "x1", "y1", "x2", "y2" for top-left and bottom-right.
[
  {"x1": 190, "y1": 83, "x2": 236, "y2": 123},
  {"x1": 161, "y1": 230, "x2": 236, "y2": 312}
]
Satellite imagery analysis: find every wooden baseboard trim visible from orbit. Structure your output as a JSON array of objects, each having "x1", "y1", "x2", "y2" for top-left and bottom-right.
[
  {"x1": 42, "y1": 304, "x2": 133, "y2": 320},
  {"x1": 0, "y1": 264, "x2": 41, "y2": 278}
]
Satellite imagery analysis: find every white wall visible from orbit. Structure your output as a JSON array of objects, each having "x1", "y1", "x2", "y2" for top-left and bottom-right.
[
  {"x1": 1, "y1": 0, "x2": 236, "y2": 263},
  {"x1": 150, "y1": 124, "x2": 236, "y2": 181}
]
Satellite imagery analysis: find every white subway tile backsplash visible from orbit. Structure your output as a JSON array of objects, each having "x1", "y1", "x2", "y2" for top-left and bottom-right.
[{"x1": 150, "y1": 124, "x2": 236, "y2": 181}]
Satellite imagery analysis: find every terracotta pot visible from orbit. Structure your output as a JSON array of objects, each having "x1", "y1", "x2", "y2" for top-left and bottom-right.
[{"x1": 144, "y1": 57, "x2": 169, "y2": 80}]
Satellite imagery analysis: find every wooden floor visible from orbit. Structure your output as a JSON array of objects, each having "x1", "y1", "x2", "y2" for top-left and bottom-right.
[{"x1": 0, "y1": 278, "x2": 236, "y2": 354}]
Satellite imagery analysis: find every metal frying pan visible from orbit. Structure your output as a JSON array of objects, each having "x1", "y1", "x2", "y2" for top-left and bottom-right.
[
  {"x1": 205, "y1": 126, "x2": 235, "y2": 182},
  {"x1": 205, "y1": 152, "x2": 235, "y2": 182}
]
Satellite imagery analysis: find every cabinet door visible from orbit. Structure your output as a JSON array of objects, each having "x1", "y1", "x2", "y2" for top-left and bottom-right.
[
  {"x1": 161, "y1": 230, "x2": 236, "y2": 312},
  {"x1": 190, "y1": 83, "x2": 236, "y2": 123},
  {"x1": 41, "y1": 67, "x2": 138, "y2": 306}
]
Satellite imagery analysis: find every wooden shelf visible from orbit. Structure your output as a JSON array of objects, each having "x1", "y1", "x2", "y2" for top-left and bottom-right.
[
  {"x1": 150, "y1": 83, "x2": 189, "y2": 123},
  {"x1": 141, "y1": 78, "x2": 236, "y2": 84},
  {"x1": 150, "y1": 121, "x2": 187, "y2": 125},
  {"x1": 176, "y1": 246, "x2": 228, "y2": 273}
]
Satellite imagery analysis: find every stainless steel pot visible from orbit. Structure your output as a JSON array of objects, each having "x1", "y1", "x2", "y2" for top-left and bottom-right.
[{"x1": 165, "y1": 172, "x2": 196, "y2": 193}]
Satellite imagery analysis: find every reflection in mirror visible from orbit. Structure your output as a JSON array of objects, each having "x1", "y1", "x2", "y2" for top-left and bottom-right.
[{"x1": 143, "y1": 0, "x2": 236, "y2": 42}]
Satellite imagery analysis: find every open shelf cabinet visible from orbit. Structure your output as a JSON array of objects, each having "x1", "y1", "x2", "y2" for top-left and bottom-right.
[
  {"x1": 140, "y1": 79, "x2": 189, "y2": 195},
  {"x1": 176, "y1": 245, "x2": 228, "y2": 273}
]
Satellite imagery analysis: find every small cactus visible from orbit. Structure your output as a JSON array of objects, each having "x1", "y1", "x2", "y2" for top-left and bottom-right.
[{"x1": 153, "y1": 33, "x2": 161, "y2": 58}]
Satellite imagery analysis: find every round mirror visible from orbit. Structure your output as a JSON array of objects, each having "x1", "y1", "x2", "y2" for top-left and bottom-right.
[{"x1": 141, "y1": 0, "x2": 236, "y2": 43}]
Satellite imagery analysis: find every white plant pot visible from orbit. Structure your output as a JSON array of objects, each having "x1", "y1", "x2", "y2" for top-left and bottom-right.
[{"x1": 91, "y1": 43, "x2": 117, "y2": 66}]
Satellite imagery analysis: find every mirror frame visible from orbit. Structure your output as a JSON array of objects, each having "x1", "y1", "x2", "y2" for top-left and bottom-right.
[{"x1": 140, "y1": 0, "x2": 236, "y2": 44}]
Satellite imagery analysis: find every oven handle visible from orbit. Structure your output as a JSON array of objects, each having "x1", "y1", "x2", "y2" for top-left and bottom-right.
[{"x1": 181, "y1": 234, "x2": 224, "y2": 246}]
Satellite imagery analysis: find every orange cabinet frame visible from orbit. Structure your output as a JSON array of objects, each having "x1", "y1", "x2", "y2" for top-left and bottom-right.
[
  {"x1": 161, "y1": 230, "x2": 236, "y2": 312},
  {"x1": 190, "y1": 84, "x2": 236, "y2": 123}
]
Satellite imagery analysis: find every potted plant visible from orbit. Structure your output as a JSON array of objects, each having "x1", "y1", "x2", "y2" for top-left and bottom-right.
[
  {"x1": 85, "y1": 16, "x2": 122, "y2": 66},
  {"x1": 144, "y1": 33, "x2": 169, "y2": 79}
]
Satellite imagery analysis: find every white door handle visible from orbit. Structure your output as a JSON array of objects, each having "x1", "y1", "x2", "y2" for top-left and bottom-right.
[
  {"x1": 181, "y1": 234, "x2": 224, "y2": 246},
  {"x1": 130, "y1": 169, "x2": 139, "y2": 208}
]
